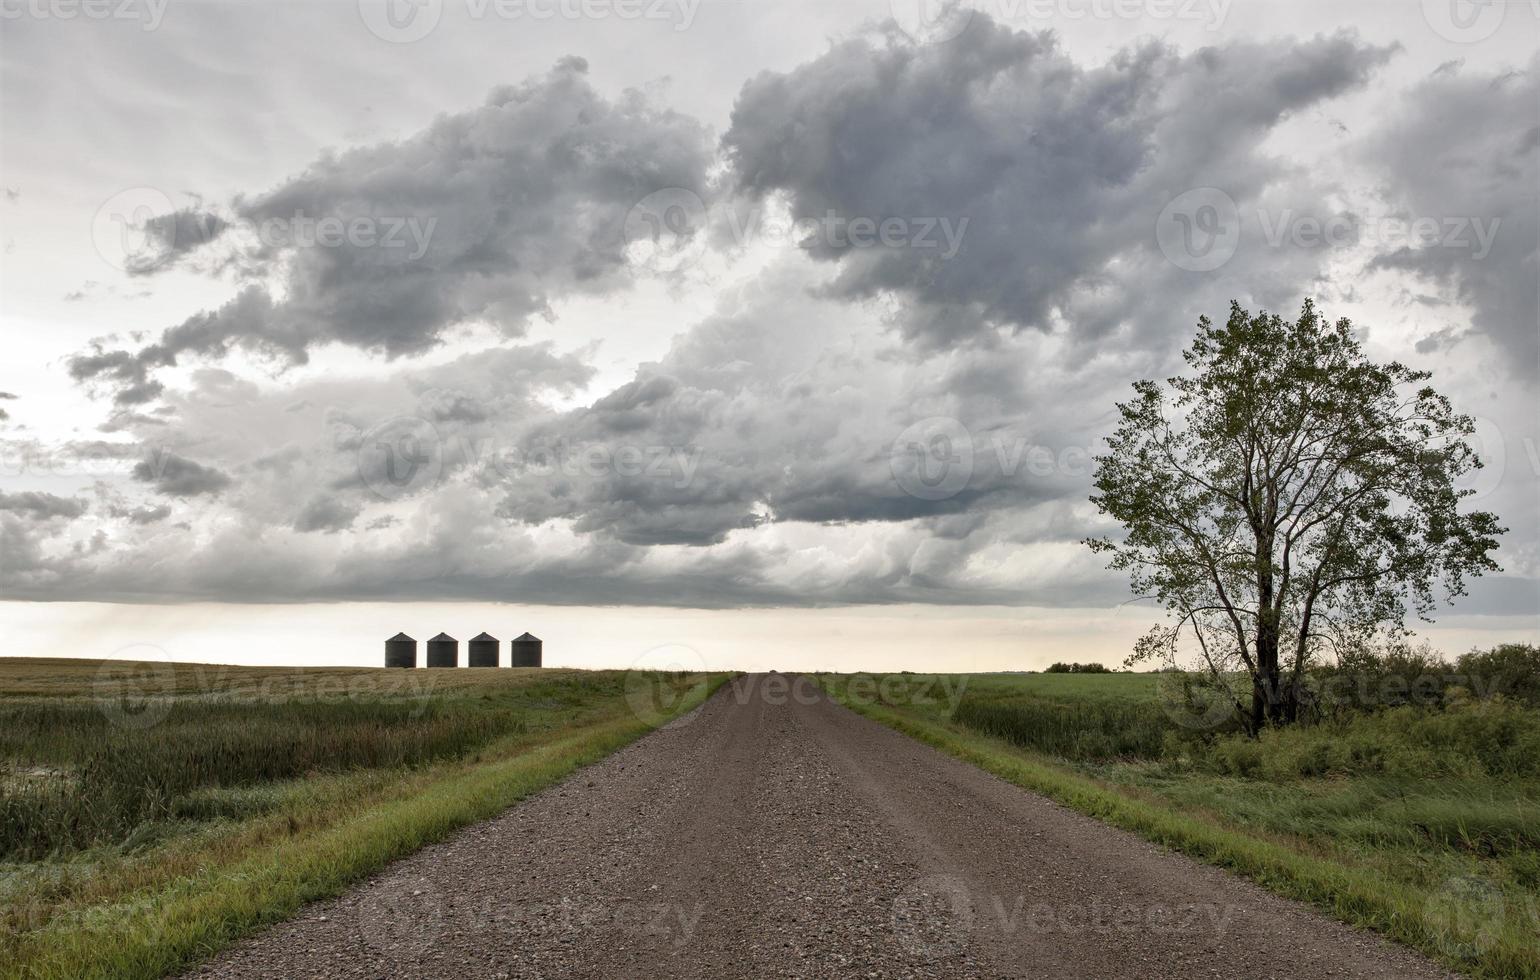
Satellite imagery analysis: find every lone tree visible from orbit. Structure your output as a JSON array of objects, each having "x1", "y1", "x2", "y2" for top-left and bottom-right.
[{"x1": 1087, "y1": 301, "x2": 1503, "y2": 732}]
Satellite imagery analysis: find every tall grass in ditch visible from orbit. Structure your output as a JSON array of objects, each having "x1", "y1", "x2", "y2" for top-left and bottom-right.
[
  {"x1": 953, "y1": 690, "x2": 1174, "y2": 761},
  {"x1": 952, "y1": 645, "x2": 1540, "y2": 775},
  {"x1": 954, "y1": 684, "x2": 1540, "y2": 777},
  {"x1": 1205, "y1": 698, "x2": 1540, "y2": 780},
  {"x1": 0, "y1": 698, "x2": 525, "y2": 859}
]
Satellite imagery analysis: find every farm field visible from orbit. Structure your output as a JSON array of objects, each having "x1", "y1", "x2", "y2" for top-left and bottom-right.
[
  {"x1": 0, "y1": 658, "x2": 726, "y2": 980},
  {"x1": 817, "y1": 659, "x2": 1540, "y2": 980}
]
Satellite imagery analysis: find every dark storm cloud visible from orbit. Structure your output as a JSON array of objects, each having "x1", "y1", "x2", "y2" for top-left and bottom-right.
[
  {"x1": 68, "y1": 57, "x2": 713, "y2": 402},
  {"x1": 0, "y1": 491, "x2": 88, "y2": 520},
  {"x1": 126, "y1": 206, "x2": 229, "y2": 276},
  {"x1": 110, "y1": 502, "x2": 173, "y2": 525},
  {"x1": 483, "y1": 262, "x2": 1117, "y2": 548},
  {"x1": 725, "y1": 19, "x2": 1395, "y2": 346},
  {"x1": 1362, "y1": 54, "x2": 1539, "y2": 376},
  {"x1": 293, "y1": 494, "x2": 362, "y2": 534},
  {"x1": 132, "y1": 451, "x2": 233, "y2": 497},
  {"x1": 67, "y1": 345, "x2": 164, "y2": 406}
]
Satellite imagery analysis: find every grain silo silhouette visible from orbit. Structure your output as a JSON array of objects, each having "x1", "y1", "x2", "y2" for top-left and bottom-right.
[
  {"x1": 510, "y1": 632, "x2": 542, "y2": 668},
  {"x1": 468, "y1": 632, "x2": 499, "y2": 667},
  {"x1": 426, "y1": 632, "x2": 459, "y2": 668},
  {"x1": 384, "y1": 632, "x2": 417, "y2": 668}
]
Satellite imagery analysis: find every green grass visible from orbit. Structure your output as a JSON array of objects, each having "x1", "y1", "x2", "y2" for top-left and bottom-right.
[
  {"x1": 0, "y1": 658, "x2": 727, "y2": 980},
  {"x1": 816, "y1": 670, "x2": 1540, "y2": 980}
]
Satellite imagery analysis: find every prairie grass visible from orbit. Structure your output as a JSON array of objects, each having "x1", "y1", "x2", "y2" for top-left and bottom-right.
[
  {"x1": 0, "y1": 658, "x2": 726, "y2": 980},
  {"x1": 953, "y1": 685, "x2": 1172, "y2": 760},
  {"x1": 0, "y1": 698, "x2": 522, "y2": 858}
]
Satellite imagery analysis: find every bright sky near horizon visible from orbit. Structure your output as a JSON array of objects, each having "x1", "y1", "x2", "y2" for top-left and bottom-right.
[{"x1": 1, "y1": 0, "x2": 1536, "y2": 671}]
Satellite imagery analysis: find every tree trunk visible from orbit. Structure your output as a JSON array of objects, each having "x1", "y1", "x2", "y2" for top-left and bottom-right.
[
  {"x1": 1255, "y1": 619, "x2": 1284, "y2": 729},
  {"x1": 1253, "y1": 528, "x2": 1289, "y2": 730}
]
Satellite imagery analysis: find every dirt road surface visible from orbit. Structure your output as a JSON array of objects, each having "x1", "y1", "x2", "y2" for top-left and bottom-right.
[{"x1": 186, "y1": 674, "x2": 1453, "y2": 979}]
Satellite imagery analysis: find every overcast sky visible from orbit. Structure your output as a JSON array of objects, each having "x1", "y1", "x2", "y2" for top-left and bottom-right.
[{"x1": 0, "y1": 0, "x2": 1536, "y2": 670}]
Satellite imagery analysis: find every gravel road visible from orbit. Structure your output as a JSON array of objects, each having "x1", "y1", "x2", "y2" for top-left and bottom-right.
[{"x1": 186, "y1": 674, "x2": 1454, "y2": 979}]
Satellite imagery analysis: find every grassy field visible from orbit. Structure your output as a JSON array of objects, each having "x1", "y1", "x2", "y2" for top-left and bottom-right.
[
  {"x1": 817, "y1": 661, "x2": 1540, "y2": 980},
  {"x1": 0, "y1": 658, "x2": 725, "y2": 980}
]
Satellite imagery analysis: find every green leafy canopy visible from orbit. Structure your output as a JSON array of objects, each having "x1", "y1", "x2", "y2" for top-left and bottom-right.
[{"x1": 1085, "y1": 300, "x2": 1505, "y2": 728}]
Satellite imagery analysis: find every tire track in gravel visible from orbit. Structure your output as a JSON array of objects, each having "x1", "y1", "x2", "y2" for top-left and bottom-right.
[{"x1": 185, "y1": 674, "x2": 1455, "y2": 980}]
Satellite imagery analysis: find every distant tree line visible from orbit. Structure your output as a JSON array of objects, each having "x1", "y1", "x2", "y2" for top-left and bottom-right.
[{"x1": 1044, "y1": 662, "x2": 1115, "y2": 674}]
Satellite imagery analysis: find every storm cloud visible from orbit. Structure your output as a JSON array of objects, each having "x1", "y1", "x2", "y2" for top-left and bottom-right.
[
  {"x1": 132, "y1": 451, "x2": 233, "y2": 498},
  {"x1": 0, "y1": 491, "x2": 88, "y2": 520},
  {"x1": 12, "y1": 17, "x2": 1535, "y2": 617},
  {"x1": 1362, "y1": 54, "x2": 1539, "y2": 376},
  {"x1": 68, "y1": 56, "x2": 714, "y2": 403},
  {"x1": 725, "y1": 22, "x2": 1396, "y2": 346}
]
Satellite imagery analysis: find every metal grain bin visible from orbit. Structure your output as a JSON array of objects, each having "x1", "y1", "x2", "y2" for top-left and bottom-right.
[
  {"x1": 426, "y1": 632, "x2": 459, "y2": 668},
  {"x1": 510, "y1": 632, "x2": 543, "y2": 668},
  {"x1": 468, "y1": 632, "x2": 499, "y2": 668},
  {"x1": 384, "y1": 632, "x2": 417, "y2": 668}
]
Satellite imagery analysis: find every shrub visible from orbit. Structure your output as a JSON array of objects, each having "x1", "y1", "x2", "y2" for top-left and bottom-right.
[
  {"x1": 1455, "y1": 643, "x2": 1540, "y2": 706},
  {"x1": 1304, "y1": 639, "x2": 1452, "y2": 719}
]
